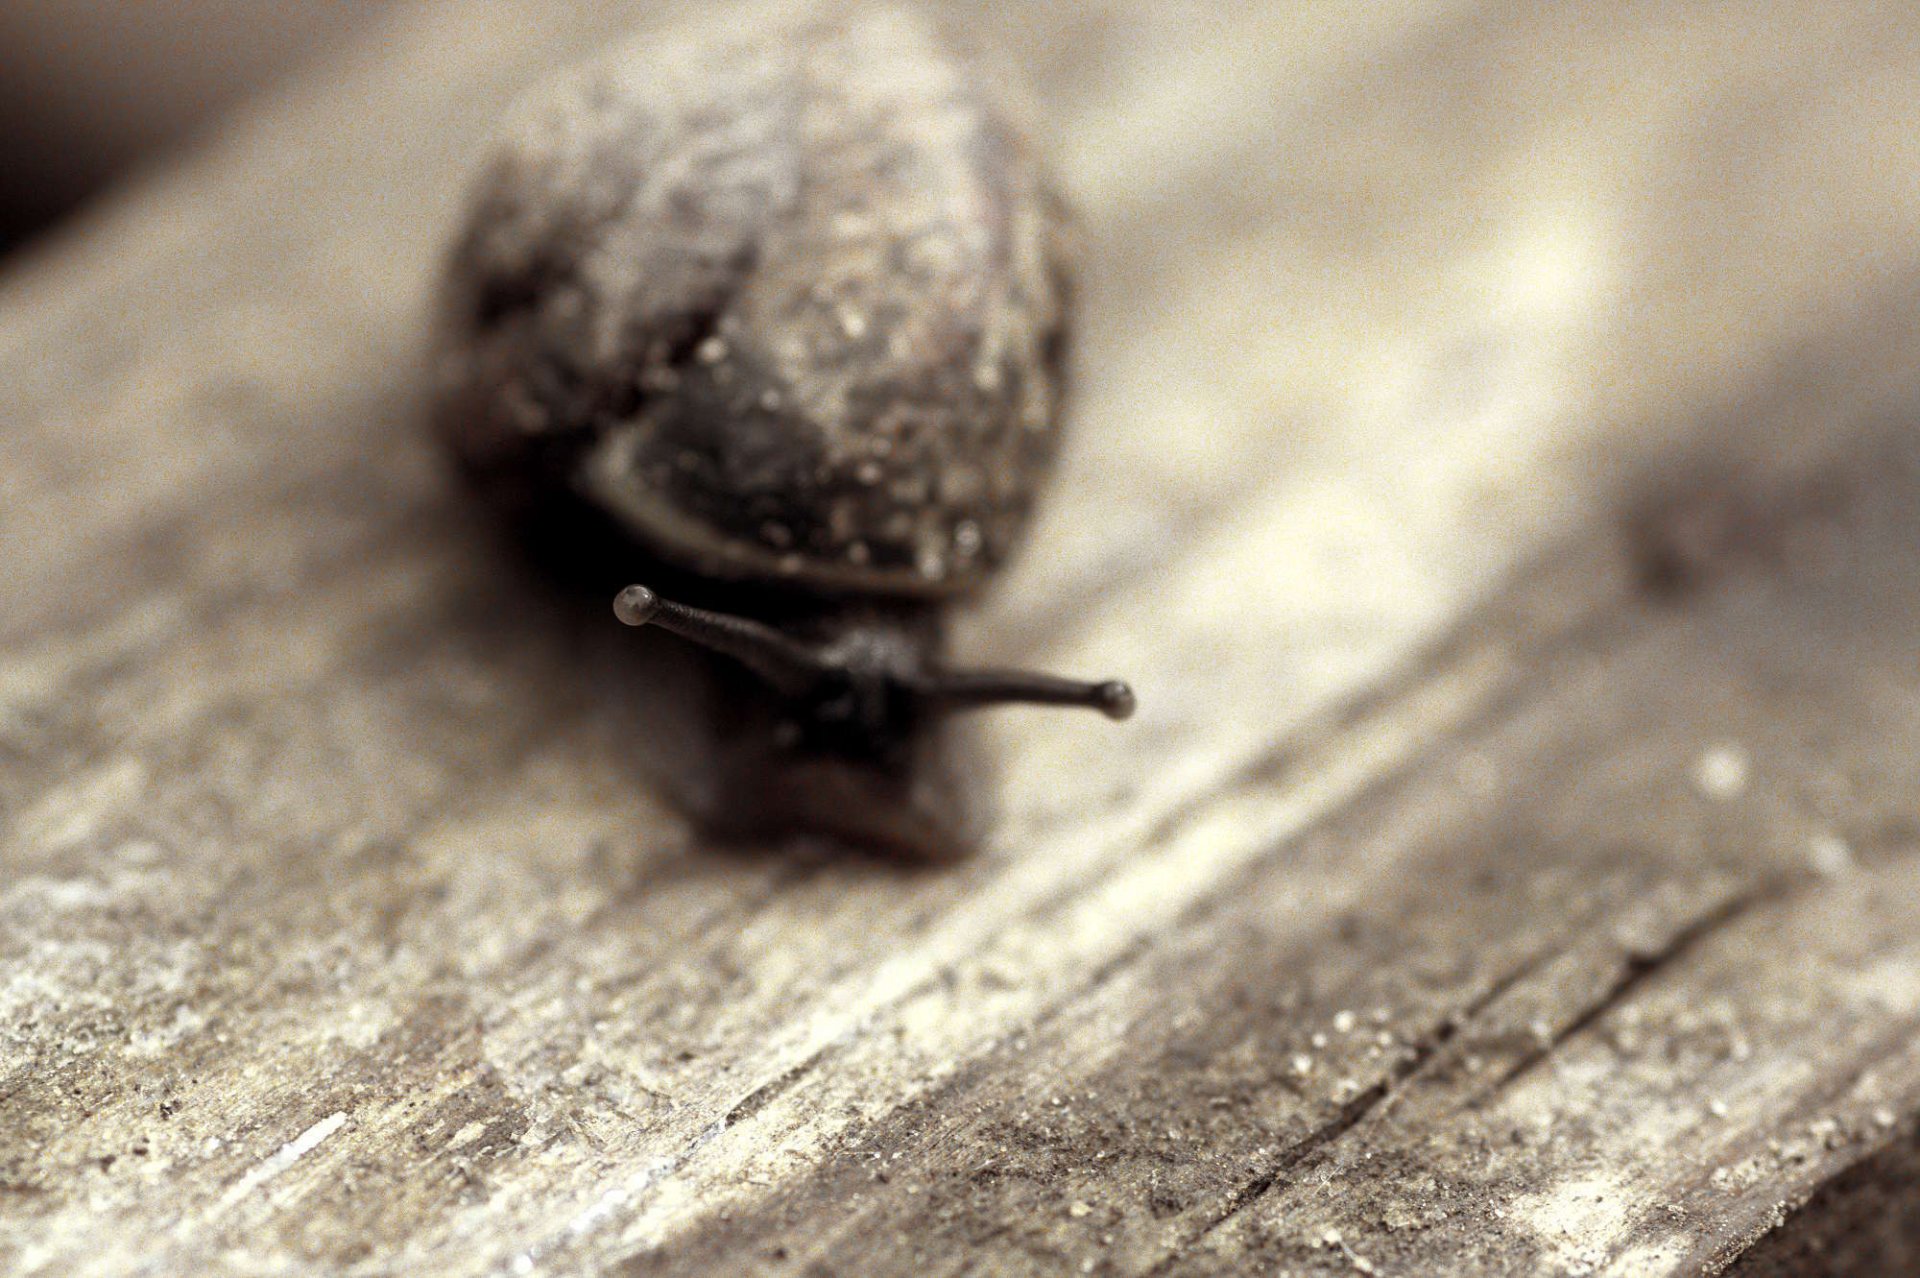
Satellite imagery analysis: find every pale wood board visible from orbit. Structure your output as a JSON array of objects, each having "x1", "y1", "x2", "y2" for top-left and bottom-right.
[{"x1": 4, "y1": 2, "x2": 1920, "y2": 1274}]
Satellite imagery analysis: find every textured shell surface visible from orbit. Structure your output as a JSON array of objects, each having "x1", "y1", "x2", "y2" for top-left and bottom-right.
[{"x1": 433, "y1": 2, "x2": 1075, "y2": 597}]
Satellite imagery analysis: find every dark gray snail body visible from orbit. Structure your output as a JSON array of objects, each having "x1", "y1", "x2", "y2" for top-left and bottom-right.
[{"x1": 431, "y1": 4, "x2": 1130, "y2": 857}]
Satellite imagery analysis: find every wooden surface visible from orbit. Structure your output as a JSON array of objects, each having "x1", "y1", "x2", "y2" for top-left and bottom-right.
[{"x1": 5, "y1": 2, "x2": 1920, "y2": 1274}]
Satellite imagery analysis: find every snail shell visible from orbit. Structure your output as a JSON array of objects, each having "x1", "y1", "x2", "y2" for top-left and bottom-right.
[{"x1": 432, "y1": 3, "x2": 1075, "y2": 598}]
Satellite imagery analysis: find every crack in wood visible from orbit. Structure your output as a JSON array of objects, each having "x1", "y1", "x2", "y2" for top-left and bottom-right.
[
  {"x1": 1479, "y1": 885, "x2": 1785, "y2": 1101},
  {"x1": 1148, "y1": 945, "x2": 1572, "y2": 1273}
]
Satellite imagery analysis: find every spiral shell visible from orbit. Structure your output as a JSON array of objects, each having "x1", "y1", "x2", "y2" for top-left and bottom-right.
[{"x1": 432, "y1": 3, "x2": 1074, "y2": 597}]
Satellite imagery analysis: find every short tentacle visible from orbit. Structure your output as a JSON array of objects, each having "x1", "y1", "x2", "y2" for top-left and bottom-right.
[{"x1": 903, "y1": 669, "x2": 1135, "y2": 720}]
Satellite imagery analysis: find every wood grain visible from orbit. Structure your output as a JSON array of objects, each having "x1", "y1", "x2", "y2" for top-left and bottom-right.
[{"x1": 4, "y1": 2, "x2": 1920, "y2": 1274}]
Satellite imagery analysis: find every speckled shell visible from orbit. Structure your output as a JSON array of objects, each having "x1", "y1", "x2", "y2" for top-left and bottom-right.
[{"x1": 432, "y1": 4, "x2": 1074, "y2": 597}]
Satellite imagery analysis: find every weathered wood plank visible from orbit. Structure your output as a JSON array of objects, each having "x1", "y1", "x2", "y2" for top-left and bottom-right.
[
  {"x1": 624, "y1": 345, "x2": 1920, "y2": 1276},
  {"x1": 4, "y1": 1, "x2": 1920, "y2": 1275}
]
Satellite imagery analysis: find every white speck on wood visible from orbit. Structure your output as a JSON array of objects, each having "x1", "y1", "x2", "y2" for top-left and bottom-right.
[
  {"x1": 207, "y1": 1112, "x2": 350, "y2": 1222},
  {"x1": 1691, "y1": 743, "x2": 1751, "y2": 801}
]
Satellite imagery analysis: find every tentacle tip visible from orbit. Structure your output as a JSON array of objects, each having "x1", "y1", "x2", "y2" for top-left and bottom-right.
[
  {"x1": 1096, "y1": 680, "x2": 1136, "y2": 721},
  {"x1": 613, "y1": 584, "x2": 659, "y2": 627}
]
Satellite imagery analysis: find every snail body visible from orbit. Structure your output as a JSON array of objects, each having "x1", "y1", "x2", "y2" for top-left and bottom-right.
[{"x1": 432, "y1": 4, "x2": 1130, "y2": 856}]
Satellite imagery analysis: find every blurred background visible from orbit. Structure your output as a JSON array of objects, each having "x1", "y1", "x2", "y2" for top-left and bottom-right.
[{"x1": 0, "y1": 1, "x2": 399, "y2": 252}]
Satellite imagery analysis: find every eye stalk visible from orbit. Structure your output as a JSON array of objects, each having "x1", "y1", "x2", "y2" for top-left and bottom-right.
[
  {"x1": 614, "y1": 584, "x2": 822, "y2": 698},
  {"x1": 613, "y1": 583, "x2": 1134, "y2": 721}
]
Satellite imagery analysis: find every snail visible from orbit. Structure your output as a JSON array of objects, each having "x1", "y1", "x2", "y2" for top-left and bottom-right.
[{"x1": 430, "y1": 2, "x2": 1131, "y2": 857}]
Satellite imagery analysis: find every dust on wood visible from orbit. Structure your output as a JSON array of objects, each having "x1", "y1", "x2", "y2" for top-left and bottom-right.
[{"x1": 5, "y1": 1, "x2": 1920, "y2": 1275}]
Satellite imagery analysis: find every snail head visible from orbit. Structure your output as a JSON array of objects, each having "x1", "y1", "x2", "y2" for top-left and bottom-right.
[{"x1": 612, "y1": 582, "x2": 1134, "y2": 750}]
